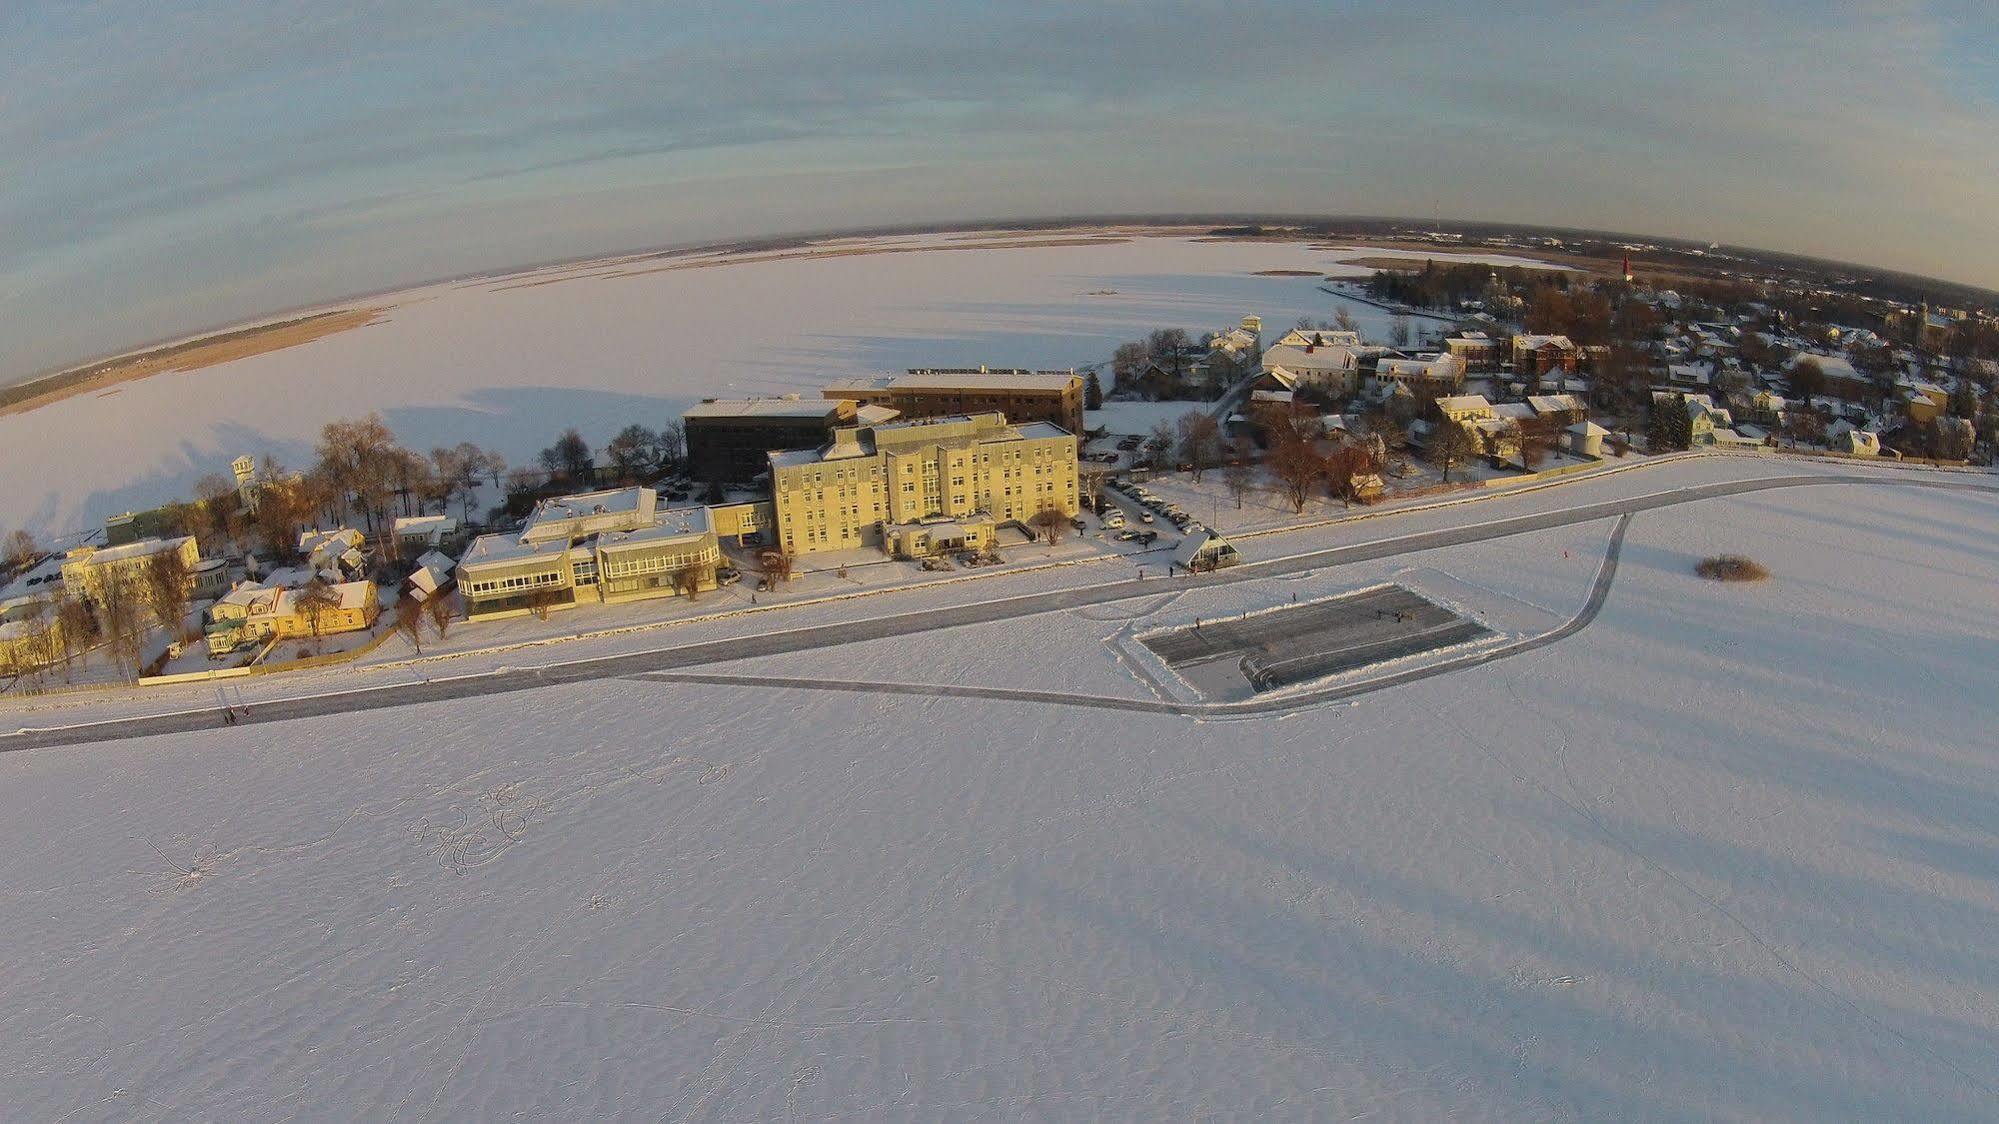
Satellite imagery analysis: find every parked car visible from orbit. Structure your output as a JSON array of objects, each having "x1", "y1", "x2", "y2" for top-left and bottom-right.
[
  {"x1": 1115, "y1": 529, "x2": 1142, "y2": 542},
  {"x1": 715, "y1": 565, "x2": 741, "y2": 586},
  {"x1": 1102, "y1": 512, "x2": 1125, "y2": 529},
  {"x1": 1139, "y1": 510, "x2": 1154, "y2": 523}
]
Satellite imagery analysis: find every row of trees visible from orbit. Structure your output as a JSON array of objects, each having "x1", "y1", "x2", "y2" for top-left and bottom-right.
[
  {"x1": 1364, "y1": 261, "x2": 1559, "y2": 314},
  {"x1": 1262, "y1": 413, "x2": 1390, "y2": 513},
  {"x1": 1108, "y1": 327, "x2": 1257, "y2": 402}
]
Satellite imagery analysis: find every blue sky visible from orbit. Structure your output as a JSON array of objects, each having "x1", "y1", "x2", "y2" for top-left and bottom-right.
[{"x1": 3, "y1": 0, "x2": 1995, "y2": 380}]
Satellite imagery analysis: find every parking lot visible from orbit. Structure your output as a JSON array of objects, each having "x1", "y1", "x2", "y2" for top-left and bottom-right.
[{"x1": 1141, "y1": 585, "x2": 1490, "y2": 697}]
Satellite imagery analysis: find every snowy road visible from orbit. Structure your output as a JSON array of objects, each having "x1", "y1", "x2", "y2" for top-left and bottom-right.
[{"x1": 10, "y1": 469, "x2": 1992, "y2": 748}]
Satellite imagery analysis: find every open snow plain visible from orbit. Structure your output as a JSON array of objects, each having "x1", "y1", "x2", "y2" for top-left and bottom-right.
[
  {"x1": 4, "y1": 475, "x2": 1997, "y2": 1119},
  {"x1": 0, "y1": 231, "x2": 1527, "y2": 538}
]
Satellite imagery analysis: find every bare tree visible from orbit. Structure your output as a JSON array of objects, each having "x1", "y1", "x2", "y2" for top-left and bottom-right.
[
  {"x1": 1788, "y1": 357, "x2": 1827, "y2": 402},
  {"x1": 4, "y1": 528, "x2": 39, "y2": 574},
  {"x1": 1111, "y1": 340, "x2": 1150, "y2": 392},
  {"x1": 1266, "y1": 424, "x2": 1325, "y2": 513},
  {"x1": 540, "y1": 428, "x2": 593, "y2": 484},
  {"x1": 672, "y1": 561, "x2": 706, "y2": 601},
  {"x1": 54, "y1": 591, "x2": 92, "y2": 676},
  {"x1": 142, "y1": 549, "x2": 192, "y2": 632},
  {"x1": 1175, "y1": 411, "x2": 1222, "y2": 481},
  {"x1": 1030, "y1": 507, "x2": 1070, "y2": 546},
  {"x1": 1224, "y1": 458, "x2": 1254, "y2": 509},
  {"x1": 96, "y1": 576, "x2": 148, "y2": 679},
  {"x1": 1430, "y1": 420, "x2": 1480, "y2": 483},
  {"x1": 393, "y1": 594, "x2": 426, "y2": 654},
  {"x1": 294, "y1": 578, "x2": 341, "y2": 651},
  {"x1": 606, "y1": 425, "x2": 660, "y2": 484},
  {"x1": 1333, "y1": 307, "x2": 1359, "y2": 333},
  {"x1": 316, "y1": 413, "x2": 407, "y2": 560},
  {"x1": 656, "y1": 420, "x2": 687, "y2": 471},
  {"x1": 526, "y1": 587, "x2": 561, "y2": 622},
  {"x1": 1325, "y1": 441, "x2": 1383, "y2": 507},
  {"x1": 426, "y1": 592, "x2": 455, "y2": 638}
]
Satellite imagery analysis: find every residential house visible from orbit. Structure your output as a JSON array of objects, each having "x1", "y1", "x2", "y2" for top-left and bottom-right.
[
  {"x1": 1261, "y1": 342, "x2": 1362, "y2": 395},
  {"x1": 1271, "y1": 326, "x2": 1363, "y2": 350},
  {"x1": 1511, "y1": 334, "x2": 1578, "y2": 376},
  {"x1": 205, "y1": 578, "x2": 381, "y2": 656},
  {"x1": 394, "y1": 514, "x2": 459, "y2": 554},
  {"x1": 1443, "y1": 331, "x2": 1501, "y2": 370},
  {"x1": 1373, "y1": 353, "x2": 1466, "y2": 397},
  {"x1": 297, "y1": 528, "x2": 370, "y2": 581},
  {"x1": 60, "y1": 536, "x2": 202, "y2": 619}
]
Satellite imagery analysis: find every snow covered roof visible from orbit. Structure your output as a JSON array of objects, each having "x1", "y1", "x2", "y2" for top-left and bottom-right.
[
  {"x1": 892, "y1": 370, "x2": 1078, "y2": 393},
  {"x1": 1513, "y1": 334, "x2": 1576, "y2": 350},
  {"x1": 1567, "y1": 420, "x2": 1608, "y2": 436},
  {"x1": 597, "y1": 506, "x2": 713, "y2": 551},
  {"x1": 1527, "y1": 394, "x2": 1582, "y2": 415},
  {"x1": 1171, "y1": 529, "x2": 1234, "y2": 568},
  {"x1": 1272, "y1": 328, "x2": 1362, "y2": 348},
  {"x1": 1261, "y1": 344, "x2": 1355, "y2": 372},
  {"x1": 460, "y1": 533, "x2": 571, "y2": 569},
  {"x1": 684, "y1": 396, "x2": 848, "y2": 420},
  {"x1": 1435, "y1": 394, "x2": 1492, "y2": 414},
  {"x1": 72, "y1": 535, "x2": 193, "y2": 566},
  {"x1": 394, "y1": 514, "x2": 457, "y2": 534},
  {"x1": 415, "y1": 549, "x2": 455, "y2": 573}
]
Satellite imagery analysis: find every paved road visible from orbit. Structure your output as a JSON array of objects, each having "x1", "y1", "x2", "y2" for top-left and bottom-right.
[{"x1": 5, "y1": 472, "x2": 1993, "y2": 748}]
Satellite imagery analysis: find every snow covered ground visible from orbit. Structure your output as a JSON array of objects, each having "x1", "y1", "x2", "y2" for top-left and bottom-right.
[
  {"x1": 4, "y1": 232, "x2": 1540, "y2": 539},
  {"x1": 2, "y1": 471, "x2": 1996, "y2": 1118}
]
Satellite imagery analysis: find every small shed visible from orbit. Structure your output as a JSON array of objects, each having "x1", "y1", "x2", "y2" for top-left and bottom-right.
[{"x1": 1565, "y1": 420, "x2": 1608, "y2": 457}]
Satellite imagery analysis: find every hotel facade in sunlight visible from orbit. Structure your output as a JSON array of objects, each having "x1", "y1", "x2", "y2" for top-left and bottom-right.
[{"x1": 769, "y1": 412, "x2": 1079, "y2": 558}]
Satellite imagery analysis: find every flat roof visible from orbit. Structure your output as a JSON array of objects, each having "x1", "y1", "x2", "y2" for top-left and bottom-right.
[
  {"x1": 890, "y1": 371, "x2": 1079, "y2": 393},
  {"x1": 72, "y1": 536, "x2": 192, "y2": 565},
  {"x1": 459, "y1": 533, "x2": 571, "y2": 569},
  {"x1": 684, "y1": 397, "x2": 848, "y2": 420},
  {"x1": 598, "y1": 506, "x2": 712, "y2": 550}
]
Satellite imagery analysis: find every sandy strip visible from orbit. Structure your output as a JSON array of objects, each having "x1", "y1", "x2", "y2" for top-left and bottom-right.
[{"x1": 1, "y1": 308, "x2": 386, "y2": 419}]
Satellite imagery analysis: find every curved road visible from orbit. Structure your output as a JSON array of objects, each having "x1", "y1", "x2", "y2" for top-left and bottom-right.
[{"x1": 5, "y1": 472, "x2": 1992, "y2": 748}]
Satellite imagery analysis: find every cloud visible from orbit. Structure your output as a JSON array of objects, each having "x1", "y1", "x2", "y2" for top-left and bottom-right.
[{"x1": 1, "y1": 1, "x2": 1993, "y2": 379}]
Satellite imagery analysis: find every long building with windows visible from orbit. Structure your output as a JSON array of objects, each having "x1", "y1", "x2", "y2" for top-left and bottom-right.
[
  {"x1": 769, "y1": 412, "x2": 1079, "y2": 558},
  {"x1": 821, "y1": 368, "x2": 1084, "y2": 436},
  {"x1": 456, "y1": 486, "x2": 721, "y2": 620},
  {"x1": 60, "y1": 536, "x2": 202, "y2": 618},
  {"x1": 683, "y1": 396, "x2": 882, "y2": 483}
]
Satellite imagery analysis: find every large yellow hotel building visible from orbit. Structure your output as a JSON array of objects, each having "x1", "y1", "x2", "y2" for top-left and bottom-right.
[{"x1": 768, "y1": 412, "x2": 1079, "y2": 558}]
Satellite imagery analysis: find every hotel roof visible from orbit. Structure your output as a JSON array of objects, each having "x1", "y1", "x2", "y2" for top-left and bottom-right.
[{"x1": 684, "y1": 396, "x2": 850, "y2": 420}]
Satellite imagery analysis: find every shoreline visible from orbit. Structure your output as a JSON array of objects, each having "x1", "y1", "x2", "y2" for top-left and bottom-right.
[{"x1": 1, "y1": 225, "x2": 1576, "y2": 410}]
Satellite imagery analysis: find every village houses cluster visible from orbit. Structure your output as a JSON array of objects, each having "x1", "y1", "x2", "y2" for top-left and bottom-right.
[{"x1": 4, "y1": 263, "x2": 1992, "y2": 685}]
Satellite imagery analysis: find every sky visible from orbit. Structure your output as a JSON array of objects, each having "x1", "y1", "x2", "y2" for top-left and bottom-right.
[{"x1": 3, "y1": 0, "x2": 1997, "y2": 382}]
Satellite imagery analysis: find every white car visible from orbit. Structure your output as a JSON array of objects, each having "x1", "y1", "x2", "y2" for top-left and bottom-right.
[{"x1": 1102, "y1": 512, "x2": 1125, "y2": 529}]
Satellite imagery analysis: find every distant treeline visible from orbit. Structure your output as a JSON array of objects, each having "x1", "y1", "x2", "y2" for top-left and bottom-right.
[{"x1": 1364, "y1": 261, "x2": 1567, "y2": 311}]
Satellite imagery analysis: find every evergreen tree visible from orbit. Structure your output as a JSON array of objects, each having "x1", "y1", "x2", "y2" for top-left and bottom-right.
[{"x1": 1084, "y1": 370, "x2": 1104, "y2": 411}]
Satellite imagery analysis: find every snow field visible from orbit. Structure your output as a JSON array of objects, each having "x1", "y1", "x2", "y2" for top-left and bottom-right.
[{"x1": 3, "y1": 481, "x2": 1996, "y2": 1115}]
